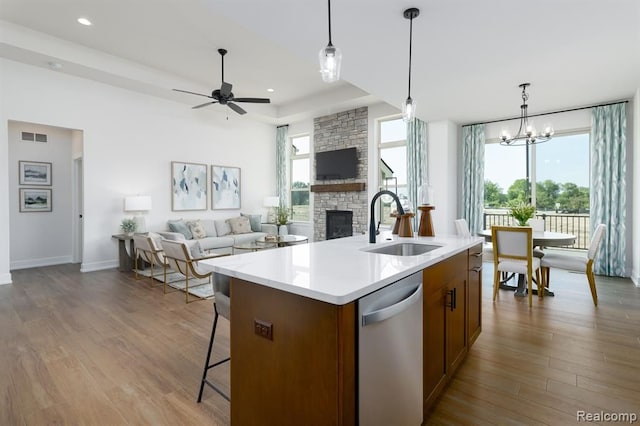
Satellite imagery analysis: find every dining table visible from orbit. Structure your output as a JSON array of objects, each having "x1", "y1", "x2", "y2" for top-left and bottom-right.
[{"x1": 478, "y1": 228, "x2": 577, "y2": 297}]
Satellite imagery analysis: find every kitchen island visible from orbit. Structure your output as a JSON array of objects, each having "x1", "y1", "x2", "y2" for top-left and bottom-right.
[{"x1": 200, "y1": 232, "x2": 483, "y2": 425}]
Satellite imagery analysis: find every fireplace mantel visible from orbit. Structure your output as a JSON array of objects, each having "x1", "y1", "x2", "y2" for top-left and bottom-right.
[{"x1": 310, "y1": 183, "x2": 366, "y2": 193}]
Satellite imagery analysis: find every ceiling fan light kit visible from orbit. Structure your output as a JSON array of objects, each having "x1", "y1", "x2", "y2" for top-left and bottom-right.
[
  {"x1": 173, "y1": 48, "x2": 270, "y2": 115},
  {"x1": 402, "y1": 7, "x2": 419, "y2": 123},
  {"x1": 500, "y1": 83, "x2": 554, "y2": 146},
  {"x1": 319, "y1": 0, "x2": 342, "y2": 83}
]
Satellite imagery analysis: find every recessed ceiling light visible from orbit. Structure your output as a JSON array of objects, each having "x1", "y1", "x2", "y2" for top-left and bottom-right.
[
  {"x1": 47, "y1": 61, "x2": 63, "y2": 70},
  {"x1": 267, "y1": 88, "x2": 275, "y2": 93},
  {"x1": 77, "y1": 17, "x2": 92, "y2": 26}
]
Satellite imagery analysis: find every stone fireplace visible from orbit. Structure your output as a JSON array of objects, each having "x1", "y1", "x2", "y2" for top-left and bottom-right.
[{"x1": 326, "y1": 210, "x2": 353, "y2": 240}]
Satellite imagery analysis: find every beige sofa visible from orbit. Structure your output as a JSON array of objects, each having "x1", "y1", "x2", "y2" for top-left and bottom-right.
[{"x1": 157, "y1": 217, "x2": 277, "y2": 256}]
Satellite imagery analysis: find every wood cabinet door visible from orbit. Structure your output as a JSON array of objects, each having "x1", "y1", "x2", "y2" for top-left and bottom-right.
[
  {"x1": 445, "y1": 272, "x2": 467, "y2": 375},
  {"x1": 422, "y1": 272, "x2": 447, "y2": 409}
]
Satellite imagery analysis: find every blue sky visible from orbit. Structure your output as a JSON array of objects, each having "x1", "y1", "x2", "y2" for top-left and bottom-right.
[{"x1": 485, "y1": 133, "x2": 590, "y2": 192}]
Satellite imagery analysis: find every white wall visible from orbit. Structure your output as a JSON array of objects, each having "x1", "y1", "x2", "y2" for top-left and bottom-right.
[
  {"x1": 9, "y1": 121, "x2": 73, "y2": 269},
  {"x1": 0, "y1": 58, "x2": 276, "y2": 277},
  {"x1": 427, "y1": 121, "x2": 458, "y2": 236}
]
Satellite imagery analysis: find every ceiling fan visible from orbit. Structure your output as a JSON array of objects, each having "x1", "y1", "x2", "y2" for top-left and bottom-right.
[{"x1": 173, "y1": 48, "x2": 270, "y2": 115}]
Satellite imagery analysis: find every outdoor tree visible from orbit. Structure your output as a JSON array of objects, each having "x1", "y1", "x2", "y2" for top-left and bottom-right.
[
  {"x1": 291, "y1": 181, "x2": 309, "y2": 206},
  {"x1": 558, "y1": 182, "x2": 589, "y2": 212},
  {"x1": 506, "y1": 179, "x2": 528, "y2": 204},
  {"x1": 535, "y1": 179, "x2": 561, "y2": 210},
  {"x1": 484, "y1": 180, "x2": 505, "y2": 207}
]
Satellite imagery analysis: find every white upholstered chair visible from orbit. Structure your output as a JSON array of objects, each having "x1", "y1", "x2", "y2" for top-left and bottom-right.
[
  {"x1": 160, "y1": 239, "x2": 223, "y2": 303},
  {"x1": 455, "y1": 218, "x2": 494, "y2": 261},
  {"x1": 492, "y1": 226, "x2": 543, "y2": 308},
  {"x1": 541, "y1": 223, "x2": 606, "y2": 306},
  {"x1": 133, "y1": 233, "x2": 166, "y2": 285},
  {"x1": 197, "y1": 272, "x2": 231, "y2": 402},
  {"x1": 527, "y1": 218, "x2": 546, "y2": 258}
]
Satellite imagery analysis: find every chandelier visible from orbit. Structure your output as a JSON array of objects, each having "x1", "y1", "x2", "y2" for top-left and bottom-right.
[{"x1": 500, "y1": 83, "x2": 553, "y2": 146}]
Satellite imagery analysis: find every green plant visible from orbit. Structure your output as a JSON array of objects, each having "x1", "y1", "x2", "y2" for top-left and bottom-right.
[
  {"x1": 276, "y1": 206, "x2": 290, "y2": 226},
  {"x1": 508, "y1": 201, "x2": 536, "y2": 226},
  {"x1": 121, "y1": 217, "x2": 137, "y2": 234}
]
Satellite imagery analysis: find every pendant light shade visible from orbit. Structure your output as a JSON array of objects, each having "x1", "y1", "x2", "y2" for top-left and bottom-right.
[
  {"x1": 319, "y1": 0, "x2": 341, "y2": 83},
  {"x1": 402, "y1": 8, "x2": 420, "y2": 122}
]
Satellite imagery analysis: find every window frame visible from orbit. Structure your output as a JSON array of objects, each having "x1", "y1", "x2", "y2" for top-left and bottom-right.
[
  {"x1": 377, "y1": 116, "x2": 407, "y2": 225},
  {"x1": 289, "y1": 133, "x2": 311, "y2": 222}
]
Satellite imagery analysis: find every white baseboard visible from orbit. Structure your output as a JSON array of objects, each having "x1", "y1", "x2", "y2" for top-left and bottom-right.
[
  {"x1": 0, "y1": 273, "x2": 12, "y2": 285},
  {"x1": 10, "y1": 256, "x2": 73, "y2": 270},
  {"x1": 81, "y1": 260, "x2": 118, "y2": 272}
]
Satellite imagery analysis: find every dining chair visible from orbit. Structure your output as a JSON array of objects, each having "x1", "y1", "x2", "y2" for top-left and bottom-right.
[
  {"x1": 197, "y1": 272, "x2": 231, "y2": 402},
  {"x1": 455, "y1": 218, "x2": 494, "y2": 262},
  {"x1": 491, "y1": 226, "x2": 543, "y2": 307},
  {"x1": 528, "y1": 218, "x2": 546, "y2": 258},
  {"x1": 540, "y1": 223, "x2": 606, "y2": 306},
  {"x1": 160, "y1": 239, "x2": 222, "y2": 303},
  {"x1": 133, "y1": 233, "x2": 166, "y2": 286}
]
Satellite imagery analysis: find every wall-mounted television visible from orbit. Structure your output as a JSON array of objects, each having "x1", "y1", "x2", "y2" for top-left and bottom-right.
[{"x1": 315, "y1": 147, "x2": 358, "y2": 180}]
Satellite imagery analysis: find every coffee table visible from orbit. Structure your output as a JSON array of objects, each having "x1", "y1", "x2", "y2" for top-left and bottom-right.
[
  {"x1": 256, "y1": 234, "x2": 308, "y2": 247},
  {"x1": 233, "y1": 241, "x2": 276, "y2": 254}
]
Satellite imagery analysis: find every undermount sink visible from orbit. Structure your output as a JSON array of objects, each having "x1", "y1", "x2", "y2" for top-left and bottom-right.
[{"x1": 365, "y1": 242, "x2": 442, "y2": 256}]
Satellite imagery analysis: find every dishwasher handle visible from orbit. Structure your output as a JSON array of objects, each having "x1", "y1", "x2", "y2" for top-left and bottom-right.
[{"x1": 362, "y1": 284, "x2": 422, "y2": 326}]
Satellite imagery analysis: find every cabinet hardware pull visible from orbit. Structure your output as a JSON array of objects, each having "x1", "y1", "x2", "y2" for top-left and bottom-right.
[
  {"x1": 471, "y1": 252, "x2": 483, "y2": 257},
  {"x1": 471, "y1": 267, "x2": 483, "y2": 272},
  {"x1": 446, "y1": 288, "x2": 456, "y2": 311},
  {"x1": 452, "y1": 287, "x2": 457, "y2": 310}
]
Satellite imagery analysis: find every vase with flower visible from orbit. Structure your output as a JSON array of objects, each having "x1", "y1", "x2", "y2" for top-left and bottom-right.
[{"x1": 508, "y1": 201, "x2": 536, "y2": 226}]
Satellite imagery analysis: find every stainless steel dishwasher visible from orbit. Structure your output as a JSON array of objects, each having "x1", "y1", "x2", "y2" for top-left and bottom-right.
[{"x1": 358, "y1": 271, "x2": 423, "y2": 425}]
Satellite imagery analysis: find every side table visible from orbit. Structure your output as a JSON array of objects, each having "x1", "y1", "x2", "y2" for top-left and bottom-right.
[{"x1": 112, "y1": 233, "x2": 135, "y2": 272}]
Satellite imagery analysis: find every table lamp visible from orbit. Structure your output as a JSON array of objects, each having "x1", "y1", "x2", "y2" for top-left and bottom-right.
[
  {"x1": 124, "y1": 195, "x2": 152, "y2": 233},
  {"x1": 263, "y1": 196, "x2": 280, "y2": 223}
]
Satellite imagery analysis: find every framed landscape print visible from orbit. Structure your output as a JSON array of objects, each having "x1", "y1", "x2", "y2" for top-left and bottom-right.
[
  {"x1": 211, "y1": 165, "x2": 241, "y2": 209},
  {"x1": 171, "y1": 161, "x2": 208, "y2": 211},
  {"x1": 19, "y1": 161, "x2": 52, "y2": 186},
  {"x1": 20, "y1": 188, "x2": 52, "y2": 212}
]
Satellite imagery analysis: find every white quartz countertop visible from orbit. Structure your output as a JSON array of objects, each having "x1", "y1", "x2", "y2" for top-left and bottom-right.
[{"x1": 199, "y1": 232, "x2": 484, "y2": 305}]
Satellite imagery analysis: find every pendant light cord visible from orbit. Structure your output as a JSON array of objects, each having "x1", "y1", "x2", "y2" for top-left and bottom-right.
[
  {"x1": 327, "y1": 0, "x2": 333, "y2": 46},
  {"x1": 407, "y1": 15, "x2": 413, "y2": 99}
]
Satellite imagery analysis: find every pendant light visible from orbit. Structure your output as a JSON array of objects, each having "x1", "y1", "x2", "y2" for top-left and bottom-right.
[
  {"x1": 402, "y1": 8, "x2": 420, "y2": 122},
  {"x1": 499, "y1": 83, "x2": 554, "y2": 146},
  {"x1": 319, "y1": 0, "x2": 342, "y2": 83}
]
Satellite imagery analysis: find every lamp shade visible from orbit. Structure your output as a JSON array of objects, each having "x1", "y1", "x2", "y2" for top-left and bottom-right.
[
  {"x1": 124, "y1": 195, "x2": 152, "y2": 212},
  {"x1": 264, "y1": 196, "x2": 280, "y2": 207}
]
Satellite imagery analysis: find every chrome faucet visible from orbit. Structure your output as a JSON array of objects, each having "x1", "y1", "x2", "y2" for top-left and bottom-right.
[{"x1": 369, "y1": 190, "x2": 405, "y2": 243}]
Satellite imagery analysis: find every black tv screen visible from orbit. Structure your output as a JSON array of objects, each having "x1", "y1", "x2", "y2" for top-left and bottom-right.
[{"x1": 316, "y1": 147, "x2": 358, "y2": 180}]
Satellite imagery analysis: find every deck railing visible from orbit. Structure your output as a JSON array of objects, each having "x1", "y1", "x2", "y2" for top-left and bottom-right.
[{"x1": 483, "y1": 211, "x2": 590, "y2": 250}]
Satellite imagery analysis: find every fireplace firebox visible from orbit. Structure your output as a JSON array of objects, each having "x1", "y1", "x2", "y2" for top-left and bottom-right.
[{"x1": 326, "y1": 210, "x2": 353, "y2": 240}]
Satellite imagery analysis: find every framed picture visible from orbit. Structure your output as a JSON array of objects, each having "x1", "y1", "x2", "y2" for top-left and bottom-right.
[
  {"x1": 19, "y1": 188, "x2": 52, "y2": 212},
  {"x1": 211, "y1": 165, "x2": 241, "y2": 209},
  {"x1": 171, "y1": 161, "x2": 208, "y2": 211},
  {"x1": 19, "y1": 161, "x2": 52, "y2": 186}
]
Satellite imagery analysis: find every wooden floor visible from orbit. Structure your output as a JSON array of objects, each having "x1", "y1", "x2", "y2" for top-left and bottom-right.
[{"x1": 1, "y1": 263, "x2": 639, "y2": 425}]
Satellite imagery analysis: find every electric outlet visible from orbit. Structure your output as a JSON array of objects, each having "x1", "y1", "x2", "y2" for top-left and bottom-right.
[{"x1": 254, "y1": 319, "x2": 273, "y2": 340}]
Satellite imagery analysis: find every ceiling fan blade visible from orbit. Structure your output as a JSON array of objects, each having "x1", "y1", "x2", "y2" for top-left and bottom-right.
[
  {"x1": 173, "y1": 88, "x2": 212, "y2": 98},
  {"x1": 227, "y1": 102, "x2": 247, "y2": 115},
  {"x1": 233, "y1": 97, "x2": 271, "y2": 104},
  {"x1": 220, "y1": 82, "x2": 232, "y2": 97},
  {"x1": 192, "y1": 101, "x2": 218, "y2": 109}
]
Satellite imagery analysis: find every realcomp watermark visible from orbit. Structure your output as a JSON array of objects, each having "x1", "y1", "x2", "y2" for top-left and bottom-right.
[{"x1": 577, "y1": 411, "x2": 638, "y2": 423}]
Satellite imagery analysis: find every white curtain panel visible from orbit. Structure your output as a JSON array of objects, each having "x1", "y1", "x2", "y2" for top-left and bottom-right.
[
  {"x1": 407, "y1": 118, "x2": 428, "y2": 230},
  {"x1": 461, "y1": 124, "x2": 485, "y2": 234},
  {"x1": 590, "y1": 103, "x2": 627, "y2": 276}
]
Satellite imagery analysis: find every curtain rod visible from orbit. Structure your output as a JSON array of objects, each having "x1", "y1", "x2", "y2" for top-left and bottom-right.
[
  {"x1": 461, "y1": 99, "x2": 629, "y2": 128},
  {"x1": 276, "y1": 124, "x2": 289, "y2": 128}
]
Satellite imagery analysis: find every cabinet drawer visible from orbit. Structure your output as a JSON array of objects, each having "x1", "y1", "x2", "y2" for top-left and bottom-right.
[{"x1": 468, "y1": 244, "x2": 483, "y2": 270}]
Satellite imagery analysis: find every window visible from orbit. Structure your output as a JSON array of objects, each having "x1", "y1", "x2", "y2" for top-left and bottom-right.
[
  {"x1": 378, "y1": 118, "x2": 407, "y2": 225},
  {"x1": 290, "y1": 134, "x2": 310, "y2": 221},
  {"x1": 484, "y1": 132, "x2": 590, "y2": 212}
]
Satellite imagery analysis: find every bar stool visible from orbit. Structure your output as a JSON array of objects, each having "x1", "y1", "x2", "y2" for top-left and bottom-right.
[{"x1": 197, "y1": 272, "x2": 231, "y2": 402}]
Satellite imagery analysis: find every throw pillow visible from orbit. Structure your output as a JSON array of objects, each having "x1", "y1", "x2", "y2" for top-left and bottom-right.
[
  {"x1": 167, "y1": 219, "x2": 193, "y2": 240},
  {"x1": 215, "y1": 219, "x2": 232, "y2": 237},
  {"x1": 241, "y1": 213, "x2": 262, "y2": 232},
  {"x1": 228, "y1": 216, "x2": 252, "y2": 234},
  {"x1": 188, "y1": 220, "x2": 207, "y2": 239}
]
